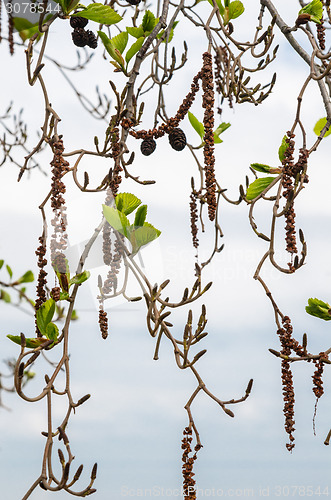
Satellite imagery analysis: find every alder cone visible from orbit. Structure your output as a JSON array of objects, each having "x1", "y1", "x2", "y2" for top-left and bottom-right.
[
  {"x1": 127, "y1": 0, "x2": 141, "y2": 4},
  {"x1": 72, "y1": 28, "x2": 89, "y2": 47},
  {"x1": 86, "y1": 30, "x2": 98, "y2": 49},
  {"x1": 70, "y1": 16, "x2": 89, "y2": 29},
  {"x1": 168, "y1": 128, "x2": 187, "y2": 151},
  {"x1": 141, "y1": 137, "x2": 156, "y2": 156}
]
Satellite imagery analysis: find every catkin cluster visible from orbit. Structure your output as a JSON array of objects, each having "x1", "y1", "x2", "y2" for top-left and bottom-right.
[
  {"x1": 281, "y1": 132, "x2": 297, "y2": 263},
  {"x1": 181, "y1": 427, "x2": 201, "y2": 500},
  {"x1": 50, "y1": 139, "x2": 70, "y2": 272}
]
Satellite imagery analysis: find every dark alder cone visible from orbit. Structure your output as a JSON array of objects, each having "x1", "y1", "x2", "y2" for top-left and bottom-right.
[
  {"x1": 127, "y1": 0, "x2": 141, "y2": 4},
  {"x1": 168, "y1": 128, "x2": 187, "y2": 151},
  {"x1": 70, "y1": 16, "x2": 88, "y2": 29},
  {"x1": 72, "y1": 28, "x2": 89, "y2": 47},
  {"x1": 86, "y1": 30, "x2": 98, "y2": 49},
  {"x1": 141, "y1": 137, "x2": 156, "y2": 156}
]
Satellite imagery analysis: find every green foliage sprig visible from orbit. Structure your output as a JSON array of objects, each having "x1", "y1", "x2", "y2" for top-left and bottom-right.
[{"x1": 103, "y1": 193, "x2": 161, "y2": 255}]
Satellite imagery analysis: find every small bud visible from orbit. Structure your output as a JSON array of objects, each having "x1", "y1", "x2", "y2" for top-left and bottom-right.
[
  {"x1": 302, "y1": 333, "x2": 307, "y2": 350},
  {"x1": 18, "y1": 362, "x2": 24, "y2": 379},
  {"x1": 63, "y1": 462, "x2": 70, "y2": 482},
  {"x1": 58, "y1": 448, "x2": 65, "y2": 465},
  {"x1": 83, "y1": 172, "x2": 89, "y2": 190},
  {"x1": 296, "y1": 13, "x2": 311, "y2": 26},
  {"x1": 269, "y1": 348, "x2": 280, "y2": 357},
  {"x1": 202, "y1": 282, "x2": 213, "y2": 293},
  {"x1": 245, "y1": 378, "x2": 253, "y2": 395},
  {"x1": 76, "y1": 394, "x2": 91, "y2": 407},
  {"x1": 91, "y1": 463, "x2": 98, "y2": 480},
  {"x1": 324, "y1": 429, "x2": 331, "y2": 446},
  {"x1": 182, "y1": 288, "x2": 189, "y2": 301},
  {"x1": 73, "y1": 464, "x2": 84, "y2": 482},
  {"x1": 192, "y1": 349, "x2": 207, "y2": 363},
  {"x1": 39, "y1": 481, "x2": 47, "y2": 490},
  {"x1": 94, "y1": 136, "x2": 99, "y2": 146},
  {"x1": 224, "y1": 407, "x2": 235, "y2": 417},
  {"x1": 160, "y1": 279, "x2": 170, "y2": 290}
]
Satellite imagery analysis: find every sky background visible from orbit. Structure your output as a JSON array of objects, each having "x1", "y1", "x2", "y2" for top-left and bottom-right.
[{"x1": 1, "y1": 1, "x2": 331, "y2": 498}]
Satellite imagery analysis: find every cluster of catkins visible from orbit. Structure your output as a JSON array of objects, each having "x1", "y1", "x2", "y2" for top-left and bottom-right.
[
  {"x1": 181, "y1": 427, "x2": 201, "y2": 500},
  {"x1": 70, "y1": 16, "x2": 97, "y2": 49}
]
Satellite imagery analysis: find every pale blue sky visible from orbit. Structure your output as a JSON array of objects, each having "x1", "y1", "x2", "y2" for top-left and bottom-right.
[{"x1": 1, "y1": 1, "x2": 331, "y2": 498}]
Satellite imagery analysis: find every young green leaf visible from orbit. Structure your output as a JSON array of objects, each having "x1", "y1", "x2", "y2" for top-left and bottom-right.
[
  {"x1": 71, "y1": 310, "x2": 79, "y2": 320},
  {"x1": 7, "y1": 334, "x2": 48, "y2": 349},
  {"x1": 126, "y1": 26, "x2": 145, "y2": 39},
  {"x1": 0, "y1": 259, "x2": 4, "y2": 270},
  {"x1": 246, "y1": 177, "x2": 276, "y2": 200},
  {"x1": 103, "y1": 205, "x2": 131, "y2": 237},
  {"x1": 278, "y1": 135, "x2": 288, "y2": 162},
  {"x1": 17, "y1": 270, "x2": 34, "y2": 284},
  {"x1": 69, "y1": 270, "x2": 91, "y2": 286},
  {"x1": 134, "y1": 205, "x2": 147, "y2": 227},
  {"x1": 228, "y1": 1, "x2": 245, "y2": 20},
  {"x1": 313, "y1": 118, "x2": 331, "y2": 138},
  {"x1": 72, "y1": 4, "x2": 122, "y2": 24},
  {"x1": 299, "y1": 0, "x2": 323, "y2": 23},
  {"x1": 111, "y1": 31, "x2": 128, "y2": 54},
  {"x1": 157, "y1": 21, "x2": 179, "y2": 43},
  {"x1": 306, "y1": 298, "x2": 331, "y2": 321},
  {"x1": 188, "y1": 112, "x2": 205, "y2": 140},
  {"x1": 0, "y1": 289, "x2": 11, "y2": 303},
  {"x1": 214, "y1": 122, "x2": 231, "y2": 136},
  {"x1": 36, "y1": 298, "x2": 56, "y2": 336},
  {"x1": 98, "y1": 32, "x2": 125, "y2": 66},
  {"x1": 45, "y1": 322, "x2": 59, "y2": 342},
  {"x1": 130, "y1": 224, "x2": 161, "y2": 254},
  {"x1": 142, "y1": 10, "x2": 157, "y2": 32},
  {"x1": 206, "y1": 0, "x2": 225, "y2": 15},
  {"x1": 250, "y1": 163, "x2": 272, "y2": 174},
  {"x1": 115, "y1": 192, "x2": 142, "y2": 215},
  {"x1": 6, "y1": 264, "x2": 13, "y2": 279},
  {"x1": 125, "y1": 37, "x2": 144, "y2": 64}
]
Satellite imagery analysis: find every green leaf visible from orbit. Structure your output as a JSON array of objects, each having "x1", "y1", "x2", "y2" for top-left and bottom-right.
[
  {"x1": 157, "y1": 21, "x2": 179, "y2": 43},
  {"x1": 17, "y1": 270, "x2": 34, "y2": 284},
  {"x1": 142, "y1": 10, "x2": 156, "y2": 32},
  {"x1": 250, "y1": 163, "x2": 272, "y2": 174},
  {"x1": 126, "y1": 26, "x2": 145, "y2": 39},
  {"x1": 246, "y1": 177, "x2": 276, "y2": 200},
  {"x1": 71, "y1": 310, "x2": 79, "y2": 320},
  {"x1": 188, "y1": 112, "x2": 205, "y2": 140},
  {"x1": 45, "y1": 322, "x2": 59, "y2": 342},
  {"x1": 0, "y1": 259, "x2": 4, "y2": 270},
  {"x1": 214, "y1": 122, "x2": 231, "y2": 136},
  {"x1": 115, "y1": 192, "x2": 141, "y2": 215},
  {"x1": 125, "y1": 37, "x2": 144, "y2": 64},
  {"x1": 103, "y1": 205, "x2": 131, "y2": 237},
  {"x1": 7, "y1": 334, "x2": 48, "y2": 349},
  {"x1": 278, "y1": 135, "x2": 288, "y2": 162},
  {"x1": 36, "y1": 298, "x2": 55, "y2": 336},
  {"x1": 134, "y1": 205, "x2": 147, "y2": 227},
  {"x1": 228, "y1": 1, "x2": 245, "y2": 20},
  {"x1": 70, "y1": 270, "x2": 90, "y2": 286},
  {"x1": 306, "y1": 298, "x2": 331, "y2": 321},
  {"x1": 60, "y1": 292, "x2": 70, "y2": 300},
  {"x1": 313, "y1": 117, "x2": 331, "y2": 138},
  {"x1": 206, "y1": 0, "x2": 225, "y2": 15},
  {"x1": 98, "y1": 31, "x2": 124, "y2": 66},
  {"x1": 72, "y1": 4, "x2": 122, "y2": 24},
  {"x1": 0, "y1": 289, "x2": 11, "y2": 303},
  {"x1": 130, "y1": 223, "x2": 161, "y2": 254},
  {"x1": 299, "y1": 0, "x2": 323, "y2": 23},
  {"x1": 6, "y1": 265, "x2": 13, "y2": 279},
  {"x1": 111, "y1": 31, "x2": 128, "y2": 54},
  {"x1": 13, "y1": 17, "x2": 34, "y2": 31}
]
